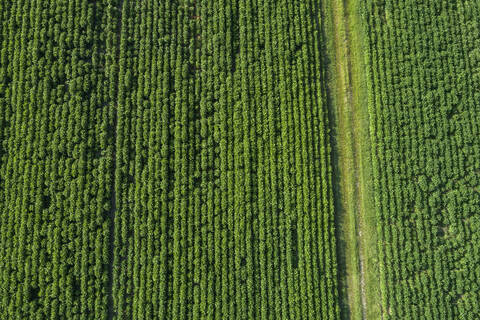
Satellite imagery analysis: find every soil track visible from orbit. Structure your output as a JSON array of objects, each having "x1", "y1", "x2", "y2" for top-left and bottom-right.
[{"x1": 330, "y1": 0, "x2": 368, "y2": 318}]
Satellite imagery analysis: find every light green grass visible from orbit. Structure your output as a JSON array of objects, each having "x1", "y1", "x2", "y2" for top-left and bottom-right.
[{"x1": 322, "y1": 0, "x2": 382, "y2": 319}]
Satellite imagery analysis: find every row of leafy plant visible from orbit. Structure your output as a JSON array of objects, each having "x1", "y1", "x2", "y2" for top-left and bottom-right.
[
  {"x1": 0, "y1": 0, "x2": 341, "y2": 319},
  {"x1": 363, "y1": 0, "x2": 480, "y2": 319},
  {"x1": 111, "y1": 0, "x2": 340, "y2": 319},
  {"x1": 0, "y1": 0, "x2": 119, "y2": 318}
]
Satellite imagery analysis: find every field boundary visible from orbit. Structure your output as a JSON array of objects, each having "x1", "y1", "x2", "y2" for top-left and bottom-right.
[{"x1": 322, "y1": 0, "x2": 381, "y2": 319}]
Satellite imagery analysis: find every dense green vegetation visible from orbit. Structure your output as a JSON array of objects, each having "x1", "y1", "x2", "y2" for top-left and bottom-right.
[
  {"x1": 1, "y1": 0, "x2": 480, "y2": 319},
  {"x1": 113, "y1": 0, "x2": 339, "y2": 318},
  {"x1": 0, "y1": 0, "x2": 339, "y2": 319},
  {"x1": 363, "y1": 0, "x2": 480, "y2": 318},
  {"x1": 0, "y1": 0, "x2": 117, "y2": 318}
]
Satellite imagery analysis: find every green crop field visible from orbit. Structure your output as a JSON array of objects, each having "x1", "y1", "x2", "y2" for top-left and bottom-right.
[
  {"x1": 364, "y1": 1, "x2": 480, "y2": 319},
  {"x1": 0, "y1": 0, "x2": 478, "y2": 319}
]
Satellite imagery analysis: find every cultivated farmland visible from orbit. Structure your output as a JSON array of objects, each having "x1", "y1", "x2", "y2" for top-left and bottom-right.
[
  {"x1": 0, "y1": 0, "x2": 479, "y2": 319},
  {"x1": 0, "y1": 0, "x2": 339, "y2": 319},
  {"x1": 364, "y1": 0, "x2": 480, "y2": 319}
]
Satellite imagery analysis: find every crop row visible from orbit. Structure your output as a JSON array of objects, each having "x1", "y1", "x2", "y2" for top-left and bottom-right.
[
  {"x1": 112, "y1": 0, "x2": 339, "y2": 319},
  {"x1": 0, "y1": 0, "x2": 119, "y2": 319},
  {"x1": 363, "y1": 0, "x2": 480, "y2": 319},
  {"x1": 0, "y1": 0, "x2": 340, "y2": 319}
]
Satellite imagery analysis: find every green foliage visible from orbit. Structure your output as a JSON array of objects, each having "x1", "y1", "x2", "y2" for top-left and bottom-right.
[
  {"x1": 363, "y1": 0, "x2": 480, "y2": 319},
  {"x1": 0, "y1": 0, "x2": 116, "y2": 318},
  {"x1": 0, "y1": 0, "x2": 340, "y2": 319}
]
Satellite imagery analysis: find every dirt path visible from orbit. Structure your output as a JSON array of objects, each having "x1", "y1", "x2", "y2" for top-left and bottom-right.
[{"x1": 330, "y1": 0, "x2": 368, "y2": 318}]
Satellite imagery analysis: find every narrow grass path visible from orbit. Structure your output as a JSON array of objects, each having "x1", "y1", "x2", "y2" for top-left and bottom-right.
[
  {"x1": 323, "y1": 0, "x2": 382, "y2": 319},
  {"x1": 331, "y1": 1, "x2": 366, "y2": 318}
]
